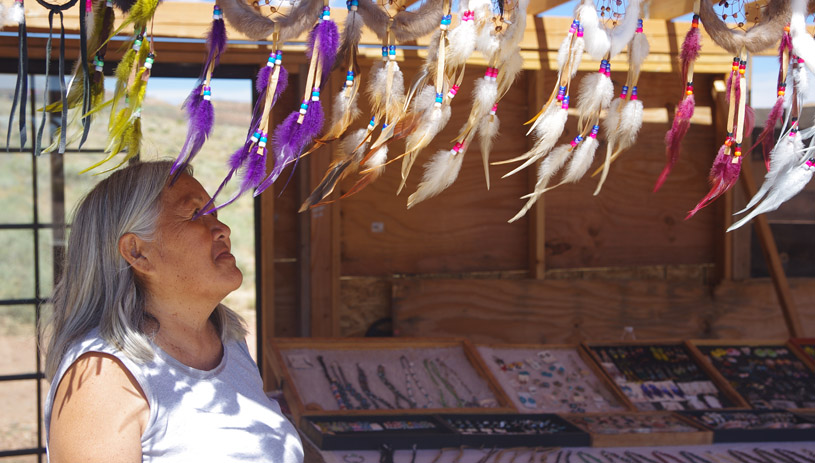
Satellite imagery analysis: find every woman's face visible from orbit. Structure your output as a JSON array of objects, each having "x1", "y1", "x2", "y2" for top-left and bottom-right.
[{"x1": 147, "y1": 173, "x2": 243, "y2": 302}]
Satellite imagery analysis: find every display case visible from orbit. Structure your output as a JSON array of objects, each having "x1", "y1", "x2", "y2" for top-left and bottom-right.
[
  {"x1": 583, "y1": 341, "x2": 746, "y2": 411},
  {"x1": 689, "y1": 340, "x2": 815, "y2": 410},
  {"x1": 268, "y1": 338, "x2": 515, "y2": 421},
  {"x1": 476, "y1": 344, "x2": 630, "y2": 413},
  {"x1": 677, "y1": 410, "x2": 815, "y2": 443},
  {"x1": 438, "y1": 413, "x2": 590, "y2": 447},
  {"x1": 301, "y1": 414, "x2": 459, "y2": 450},
  {"x1": 561, "y1": 412, "x2": 712, "y2": 447}
]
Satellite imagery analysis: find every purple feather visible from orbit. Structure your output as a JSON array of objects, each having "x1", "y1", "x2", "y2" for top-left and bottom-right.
[
  {"x1": 307, "y1": 20, "x2": 340, "y2": 86},
  {"x1": 255, "y1": 111, "x2": 300, "y2": 195},
  {"x1": 779, "y1": 32, "x2": 792, "y2": 65},
  {"x1": 274, "y1": 66, "x2": 289, "y2": 106},
  {"x1": 207, "y1": 17, "x2": 228, "y2": 71},
  {"x1": 172, "y1": 84, "x2": 215, "y2": 176},
  {"x1": 256, "y1": 65, "x2": 271, "y2": 94},
  {"x1": 280, "y1": 100, "x2": 324, "y2": 192},
  {"x1": 680, "y1": 27, "x2": 701, "y2": 85}
]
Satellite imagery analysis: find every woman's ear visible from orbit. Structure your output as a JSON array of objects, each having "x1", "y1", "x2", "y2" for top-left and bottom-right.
[{"x1": 118, "y1": 233, "x2": 153, "y2": 275}]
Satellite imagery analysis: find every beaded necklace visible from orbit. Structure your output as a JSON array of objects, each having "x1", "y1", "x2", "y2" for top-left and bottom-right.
[
  {"x1": 425, "y1": 358, "x2": 464, "y2": 407},
  {"x1": 754, "y1": 449, "x2": 793, "y2": 463},
  {"x1": 626, "y1": 452, "x2": 661, "y2": 463},
  {"x1": 400, "y1": 355, "x2": 433, "y2": 408},
  {"x1": 727, "y1": 450, "x2": 768, "y2": 463},
  {"x1": 437, "y1": 357, "x2": 479, "y2": 406},
  {"x1": 356, "y1": 363, "x2": 393, "y2": 409},
  {"x1": 577, "y1": 451, "x2": 605, "y2": 463},
  {"x1": 317, "y1": 355, "x2": 352, "y2": 409},
  {"x1": 653, "y1": 451, "x2": 687, "y2": 463},
  {"x1": 681, "y1": 451, "x2": 713, "y2": 463},
  {"x1": 377, "y1": 364, "x2": 416, "y2": 409},
  {"x1": 332, "y1": 362, "x2": 371, "y2": 410},
  {"x1": 423, "y1": 358, "x2": 448, "y2": 407}
]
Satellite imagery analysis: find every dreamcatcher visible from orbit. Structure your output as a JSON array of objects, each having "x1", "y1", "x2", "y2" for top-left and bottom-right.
[
  {"x1": 728, "y1": 0, "x2": 815, "y2": 230},
  {"x1": 507, "y1": 0, "x2": 645, "y2": 223},
  {"x1": 680, "y1": 0, "x2": 790, "y2": 219}
]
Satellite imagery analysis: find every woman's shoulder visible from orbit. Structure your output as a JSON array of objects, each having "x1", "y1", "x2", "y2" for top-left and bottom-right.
[{"x1": 48, "y1": 352, "x2": 149, "y2": 462}]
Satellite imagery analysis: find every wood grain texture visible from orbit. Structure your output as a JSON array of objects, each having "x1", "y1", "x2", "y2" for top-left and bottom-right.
[
  {"x1": 339, "y1": 277, "x2": 391, "y2": 337},
  {"x1": 543, "y1": 72, "x2": 718, "y2": 269},
  {"x1": 339, "y1": 67, "x2": 531, "y2": 276},
  {"x1": 393, "y1": 278, "x2": 815, "y2": 343}
]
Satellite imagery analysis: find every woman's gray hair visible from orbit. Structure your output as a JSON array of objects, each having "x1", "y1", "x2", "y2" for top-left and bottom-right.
[{"x1": 41, "y1": 160, "x2": 247, "y2": 380}]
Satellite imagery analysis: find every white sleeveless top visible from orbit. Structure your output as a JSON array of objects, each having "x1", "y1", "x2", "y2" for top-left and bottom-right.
[{"x1": 45, "y1": 328, "x2": 304, "y2": 463}]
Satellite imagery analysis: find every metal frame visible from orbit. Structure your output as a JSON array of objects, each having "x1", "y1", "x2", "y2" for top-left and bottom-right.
[{"x1": 0, "y1": 59, "x2": 260, "y2": 461}]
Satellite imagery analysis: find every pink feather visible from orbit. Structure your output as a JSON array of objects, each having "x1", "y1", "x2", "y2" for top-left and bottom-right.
[
  {"x1": 751, "y1": 98, "x2": 784, "y2": 172},
  {"x1": 680, "y1": 27, "x2": 701, "y2": 85},
  {"x1": 655, "y1": 95, "x2": 695, "y2": 192},
  {"x1": 686, "y1": 146, "x2": 742, "y2": 219}
]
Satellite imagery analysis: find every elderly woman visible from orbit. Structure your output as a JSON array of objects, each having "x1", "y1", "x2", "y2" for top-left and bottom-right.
[{"x1": 41, "y1": 161, "x2": 303, "y2": 462}]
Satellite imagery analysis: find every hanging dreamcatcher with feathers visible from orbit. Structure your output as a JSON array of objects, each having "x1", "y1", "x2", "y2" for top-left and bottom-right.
[
  {"x1": 679, "y1": 0, "x2": 790, "y2": 219},
  {"x1": 506, "y1": 0, "x2": 645, "y2": 223},
  {"x1": 728, "y1": 0, "x2": 815, "y2": 230}
]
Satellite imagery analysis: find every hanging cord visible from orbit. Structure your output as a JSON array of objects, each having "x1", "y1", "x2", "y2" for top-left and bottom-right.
[
  {"x1": 35, "y1": 0, "x2": 80, "y2": 155},
  {"x1": 6, "y1": 0, "x2": 29, "y2": 151}
]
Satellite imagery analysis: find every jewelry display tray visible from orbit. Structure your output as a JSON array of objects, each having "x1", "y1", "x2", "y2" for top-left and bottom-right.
[
  {"x1": 688, "y1": 339, "x2": 815, "y2": 411},
  {"x1": 267, "y1": 338, "x2": 516, "y2": 422},
  {"x1": 678, "y1": 410, "x2": 815, "y2": 443},
  {"x1": 301, "y1": 414, "x2": 459, "y2": 451},
  {"x1": 789, "y1": 338, "x2": 815, "y2": 369},
  {"x1": 560, "y1": 411, "x2": 712, "y2": 447},
  {"x1": 300, "y1": 413, "x2": 591, "y2": 450},
  {"x1": 583, "y1": 340, "x2": 748, "y2": 412}
]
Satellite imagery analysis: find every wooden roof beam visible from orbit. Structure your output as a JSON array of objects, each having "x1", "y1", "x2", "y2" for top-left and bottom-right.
[
  {"x1": 647, "y1": 0, "x2": 694, "y2": 20},
  {"x1": 526, "y1": 0, "x2": 571, "y2": 16}
]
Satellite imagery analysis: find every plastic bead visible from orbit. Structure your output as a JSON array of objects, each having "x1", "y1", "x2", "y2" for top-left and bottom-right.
[
  {"x1": 590, "y1": 125, "x2": 599, "y2": 138},
  {"x1": 561, "y1": 95, "x2": 569, "y2": 110},
  {"x1": 570, "y1": 135, "x2": 583, "y2": 147},
  {"x1": 144, "y1": 54, "x2": 155, "y2": 70},
  {"x1": 213, "y1": 5, "x2": 222, "y2": 20},
  {"x1": 202, "y1": 86, "x2": 211, "y2": 101},
  {"x1": 447, "y1": 85, "x2": 459, "y2": 99},
  {"x1": 489, "y1": 103, "x2": 498, "y2": 115},
  {"x1": 631, "y1": 87, "x2": 638, "y2": 100}
]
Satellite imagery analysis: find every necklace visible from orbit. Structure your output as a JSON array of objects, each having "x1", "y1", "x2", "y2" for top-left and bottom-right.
[
  {"x1": 437, "y1": 357, "x2": 479, "y2": 406},
  {"x1": 681, "y1": 452, "x2": 712, "y2": 463},
  {"x1": 333, "y1": 362, "x2": 371, "y2": 410},
  {"x1": 775, "y1": 449, "x2": 815, "y2": 463},
  {"x1": 752, "y1": 450, "x2": 786, "y2": 463},
  {"x1": 356, "y1": 363, "x2": 393, "y2": 409},
  {"x1": 577, "y1": 452, "x2": 605, "y2": 463},
  {"x1": 727, "y1": 450, "x2": 768, "y2": 463},
  {"x1": 401, "y1": 355, "x2": 433, "y2": 407},
  {"x1": 317, "y1": 355, "x2": 351, "y2": 409},
  {"x1": 377, "y1": 364, "x2": 416, "y2": 409},
  {"x1": 423, "y1": 359, "x2": 449, "y2": 407},
  {"x1": 425, "y1": 358, "x2": 464, "y2": 407},
  {"x1": 653, "y1": 452, "x2": 686, "y2": 463}
]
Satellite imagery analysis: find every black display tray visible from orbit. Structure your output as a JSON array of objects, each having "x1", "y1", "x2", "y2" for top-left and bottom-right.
[
  {"x1": 301, "y1": 414, "x2": 458, "y2": 450},
  {"x1": 678, "y1": 410, "x2": 815, "y2": 443},
  {"x1": 438, "y1": 413, "x2": 590, "y2": 448}
]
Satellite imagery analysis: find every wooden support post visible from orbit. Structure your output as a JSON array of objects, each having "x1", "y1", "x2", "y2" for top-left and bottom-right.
[
  {"x1": 258, "y1": 82, "x2": 276, "y2": 385},
  {"x1": 739, "y1": 158, "x2": 805, "y2": 338},
  {"x1": 711, "y1": 79, "x2": 732, "y2": 282},
  {"x1": 528, "y1": 20, "x2": 548, "y2": 279}
]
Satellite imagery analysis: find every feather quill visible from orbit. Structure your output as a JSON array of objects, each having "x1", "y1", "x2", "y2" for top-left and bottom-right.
[
  {"x1": 497, "y1": 104, "x2": 567, "y2": 169},
  {"x1": 478, "y1": 112, "x2": 500, "y2": 190},
  {"x1": 575, "y1": 0, "x2": 610, "y2": 60},
  {"x1": 342, "y1": 144, "x2": 388, "y2": 200},
  {"x1": 739, "y1": 129, "x2": 802, "y2": 214},
  {"x1": 656, "y1": 95, "x2": 695, "y2": 192},
  {"x1": 562, "y1": 135, "x2": 599, "y2": 184},
  {"x1": 301, "y1": 128, "x2": 371, "y2": 210}
]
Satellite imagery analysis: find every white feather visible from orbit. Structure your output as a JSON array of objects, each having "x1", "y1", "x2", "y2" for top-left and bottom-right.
[
  {"x1": 556, "y1": 31, "x2": 574, "y2": 72},
  {"x1": 330, "y1": 85, "x2": 360, "y2": 129},
  {"x1": 790, "y1": 0, "x2": 815, "y2": 78},
  {"x1": 478, "y1": 114, "x2": 500, "y2": 189},
  {"x1": 738, "y1": 132, "x2": 801, "y2": 213},
  {"x1": 794, "y1": 60, "x2": 809, "y2": 96},
  {"x1": 629, "y1": 32, "x2": 650, "y2": 69},
  {"x1": 406, "y1": 104, "x2": 451, "y2": 153},
  {"x1": 603, "y1": 98, "x2": 624, "y2": 138},
  {"x1": 474, "y1": 76, "x2": 497, "y2": 114},
  {"x1": 562, "y1": 136, "x2": 599, "y2": 184},
  {"x1": 577, "y1": 72, "x2": 614, "y2": 121},
  {"x1": 608, "y1": 0, "x2": 642, "y2": 59},
  {"x1": 508, "y1": 144, "x2": 572, "y2": 223},
  {"x1": 411, "y1": 85, "x2": 438, "y2": 114},
  {"x1": 498, "y1": 51, "x2": 524, "y2": 96},
  {"x1": 366, "y1": 60, "x2": 387, "y2": 112},
  {"x1": 385, "y1": 60, "x2": 406, "y2": 121},
  {"x1": 447, "y1": 19, "x2": 476, "y2": 67},
  {"x1": 407, "y1": 148, "x2": 465, "y2": 208},
  {"x1": 568, "y1": 37, "x2": 585, "y2": 79},
  {"x1": 10, "y1": 1, "x2": 24, "y2": 24},
  {"x1": 533, "y1": 104, "x2": 567, "y2": 139},
  {"x1": 728, "y1": 161, "x2": 815, "y2": 232},
  {"x1": 363, "y1": 145, "x2": 388, "y2": 179},
  {"x1": 616, "y1": 98, "x2": 643, "y2": 150},
  {"x1": 475, "y1": 26, "x2": 500, "y2": 59},
  {"x1": 502, "y1": 107, "x2": 567, "y2": 177},
  {"x1": 340, "y1": 128, "x2": 370, "y2": 163},
  {"x1": 576, "y1": 1, "x2": 610, "y2": 60}
]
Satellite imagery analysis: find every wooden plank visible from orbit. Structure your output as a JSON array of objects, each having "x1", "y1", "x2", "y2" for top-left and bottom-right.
[
  {"x1": 392, "y1": 278, "x2": 815, "y2": 343},
  {"x1": 543, "y1": 71, "x2": 718, "y2": 270},
  {"x1": 711, "y1": 79, "x2": 731, "y2": 282},
  {"x1": 648, "y1": 0, "x2": 695, "y2": 20},
  {"x1": 529, "y1": 69, "x2": 546, "y2": 279},
  {"x1": 739, "y1": 155, "x2": 805, "y2": 338},
  {"x1": 526, "y1": 0, "x2": 571, "y2": 15},
  {"x1": 259, "y1": 153, "x2": 276, "y2": 385},
  {"x1": 339, "y1": 64, "x2": 530, "y2": 276},
  {"x1": 308, "y1": 75, "x2": 341, "y2": 337}
]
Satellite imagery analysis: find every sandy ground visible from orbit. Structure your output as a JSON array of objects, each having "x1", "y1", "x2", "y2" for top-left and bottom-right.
[{"x1": 0, "y1": 315, "x2": 257, "y2": 462}]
